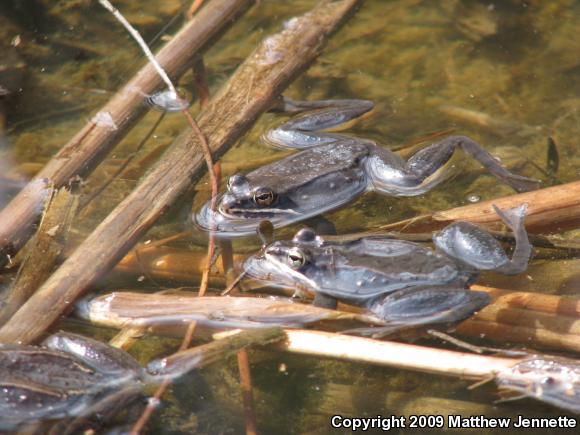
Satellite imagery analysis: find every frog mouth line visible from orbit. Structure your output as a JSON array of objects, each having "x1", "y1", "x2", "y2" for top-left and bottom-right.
[
  {"x1": 218, "y1": 206, "x2": 302, "y2": 219},
  {"x1": 194, "y1": 202, "x2": 306, "y2": 235}
]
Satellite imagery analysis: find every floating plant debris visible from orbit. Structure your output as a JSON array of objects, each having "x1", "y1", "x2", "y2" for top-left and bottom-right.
[{"x1": 145, "y1": 88, "x2": 191, "y2": 113}]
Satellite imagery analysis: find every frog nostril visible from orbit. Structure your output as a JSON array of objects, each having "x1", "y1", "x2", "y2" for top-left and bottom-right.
[{"x1": 220, "y1": 196, "x2": 237, "y2": 213}]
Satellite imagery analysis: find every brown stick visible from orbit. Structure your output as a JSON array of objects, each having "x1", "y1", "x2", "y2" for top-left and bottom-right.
[
  {"x1": 187, "y1": 0, "x2": 207, "y2": 20},
  {"x1": 472, "y1": 285, "x2": 580, "y2": 317},
  {"x1": 192, "y1": 55, "x2": 210, "y2": 110},
  {"x1": 0, "y1": 0, "x2": 362, "y2": 345},
  {"x1": 380, "y1": 180, "x2": 580, "y2": 234},
  {"x1": 129, "y1": 321, "x2": 199, "y2": 435},
  {"x1": 237, "y1": 349, "x2": 258, "y2": 435},
  {"x1": 112, "y1": 244, "x2": 246, "y2": 284},
  {"x1": 0, "y1": 0, "x2": 254, "y2": 267},
  {"x1": 458, "y1": 285, "x2": 580, "y2": 353}
]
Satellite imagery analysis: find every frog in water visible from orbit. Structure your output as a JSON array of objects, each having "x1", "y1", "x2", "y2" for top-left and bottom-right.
[
  {"x1": 195, "y1": 99, "x2": 538, "y2": 237},
  {"x1": 244, "y1": 204, "x2": 531, "y2": 335},
  {"x1": 0, "y1": 332, "x2": 145, "y2": 430},
  {"x1": 0, "y1": 329, "x2": 280, "y2": 430}
]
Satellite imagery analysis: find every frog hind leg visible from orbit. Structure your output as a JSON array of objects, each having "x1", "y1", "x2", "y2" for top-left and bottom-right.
[
  {"x1": 313, "y1": 292, "x2": 338, "y2": 309},
  {"x1": 433, "y1": 203, "x2": 531, "y2": 275},
  {"x1": 367, "y1": 135, "x2": 540, "y2": 196},
  {"x1": 412, "y1": 135, "x2": 540, "y2": 193},
  {"x1": 346, "y1": 287, "x2": 490, "y2": 338},
  {"x1": 263, "y1": 99, "x2": 374, "y2": 149},
  {"x1": 303, "y1": 214, "x2": 337, "y2": 235},
  {"x1": 61, "y1": 385, "x2": 144, "y2": 435}
]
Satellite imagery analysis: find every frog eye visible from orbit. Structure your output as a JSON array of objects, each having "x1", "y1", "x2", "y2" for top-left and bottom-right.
[
  {"x1": 253, "y1": 187, "x2": 275, "y2": 206},
  {"x1": 287, "y1": 247, "x2": 306, "y2": 269},
  {"x1": 293, "y1": 228, "x2": 317, "y2": 244},
  {"x1": 540, "y1": 376, "x2": 556, "y2": 386}
]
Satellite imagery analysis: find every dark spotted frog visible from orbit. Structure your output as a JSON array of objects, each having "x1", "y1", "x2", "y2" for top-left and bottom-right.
[
  {"x1": 0, "y1": 329, "x2": 281, "y2": 430},
  {"x1": 244, "y1": 204, "x2": 531, "y2": 333},
  {"x1": 0, "y1": 332, "x2": 145, "y2": 430},
  {"x1": 195, "y1": 99, "x2": 538, "y2": 237}
]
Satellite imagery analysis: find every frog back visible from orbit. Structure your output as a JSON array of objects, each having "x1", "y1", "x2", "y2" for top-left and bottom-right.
[
  {"x1": 247, "y1": 140, "x2": 370, "y2": 193},
  {"x1": 304, "y1": 238, "x2": 469, "y2": 301}
]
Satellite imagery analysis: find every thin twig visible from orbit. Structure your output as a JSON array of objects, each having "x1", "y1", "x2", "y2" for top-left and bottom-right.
[
  {"x1": 187, "y1": 0, "x2": 206, "y2": 20},
  {"x1": 180, "y1": 108, "x2": 219, "y2": 298},
  {"x1": 129, "y1": 321, "x2": 198, "y2": 434},
  {"x1": 192, "y1": 55, "x2": 211, "y2": 110},
  {"x1": 237, "y1": 349, "x2": 258, "y2": 435},
  {"x1": 98, "y1": 0, "x2": 177, "y2": 95},
  {"x1": 131, "y1": 110, "x2": 219, "y2": 432},
  {"x1": 121, "y1": 32, "x2": 220, "y2": 435}
]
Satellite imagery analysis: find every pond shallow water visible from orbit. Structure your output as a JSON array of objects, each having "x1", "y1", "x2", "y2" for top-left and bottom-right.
[{"x1": 1, "y1": 0, "x2": 580, "y2": 433}]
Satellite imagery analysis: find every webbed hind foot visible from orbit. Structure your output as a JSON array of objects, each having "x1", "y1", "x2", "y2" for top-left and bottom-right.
[
  {"x1": 263, "y1": 98, "x2": 374, "y2": 149},
  {"x1": 433, "y1": 204, "x2": 532, "y2": 275}
]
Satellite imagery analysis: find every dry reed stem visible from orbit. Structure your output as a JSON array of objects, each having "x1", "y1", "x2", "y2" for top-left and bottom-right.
[
  {"x1": 0, "y1": 183, "x2": 78, "y2": 325},
  {"x1": 380, "y1": 180, "x2": 580, "y2": 234},
  {"x1": 276, "y1": 329, "x2": 516, "y2": 379}
]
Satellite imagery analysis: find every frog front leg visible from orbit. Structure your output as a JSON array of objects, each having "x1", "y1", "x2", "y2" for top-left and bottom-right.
[
  {"x1": 263, "y1": 98, "x2": 374, "y2": 149},
  {"x1": 433, "y1": 204, "x2": 532, "y2": 275},
  {"x1": 365, "y1": 135, "x2": 539, "y2": 195},
  {"x1": 43, "y1": 332, "x2": 143, "y2": 379}
]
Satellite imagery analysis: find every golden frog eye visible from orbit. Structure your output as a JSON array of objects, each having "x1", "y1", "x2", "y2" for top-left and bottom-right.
[
  {"x1": 287, "y1": 247, "x2": 306, "y2": 269},
  {"x1": 253, "y1": 188, "x2": 275, "y2": 206}
]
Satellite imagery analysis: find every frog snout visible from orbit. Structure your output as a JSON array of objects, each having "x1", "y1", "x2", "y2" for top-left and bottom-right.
[{"x1": 220, "y1": 194, "x2": 238, "y2": 213}]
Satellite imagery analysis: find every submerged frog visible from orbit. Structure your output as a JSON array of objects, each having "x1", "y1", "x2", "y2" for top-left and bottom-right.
[
  {"x1": 244, "y1": 204, "x2": 531, "y2": 333},
  {"x1": 0, "y1": 332, "x2": 144, "y2": 430},
  {"x1": 495, "y1": 355, "x2": 580, "y2": 413},
  {"x1": 195, "y1": 99, "x2": 538, "y2": 237},
  {"x1": 0, "y1": 329, "x2": 280, "y2": 430}
]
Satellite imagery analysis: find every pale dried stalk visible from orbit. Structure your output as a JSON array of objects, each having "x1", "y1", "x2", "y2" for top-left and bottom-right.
[
  {"x1": 276, "y1": 329, "x2": 516, "y2": 379},
  {"x1": 98, "y1": 0, "x2": 177, "y2": 95}
]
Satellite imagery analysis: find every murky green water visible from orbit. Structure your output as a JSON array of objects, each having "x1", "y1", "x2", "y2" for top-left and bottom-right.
[{"x1": 2, "y1": 0, "x2": 580, "y2": 433}]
